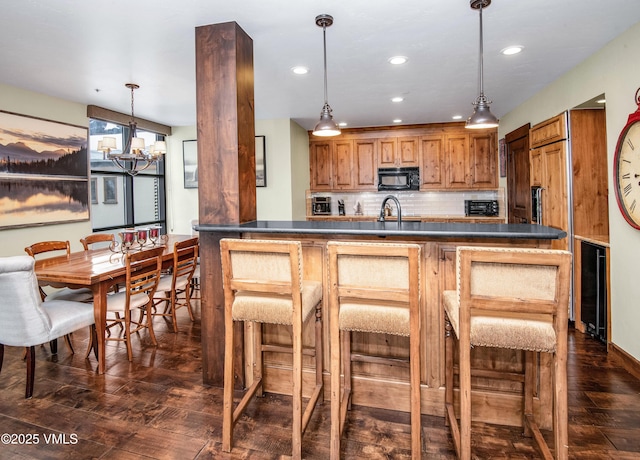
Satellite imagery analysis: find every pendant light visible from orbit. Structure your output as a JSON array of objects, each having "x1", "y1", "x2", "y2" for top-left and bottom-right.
[
  {"x1": 466, "y1": 0, "x2": 499, "y2": 129},
  {"x1": 312, "y1": 14, "x2": 341, "y2": 137}
]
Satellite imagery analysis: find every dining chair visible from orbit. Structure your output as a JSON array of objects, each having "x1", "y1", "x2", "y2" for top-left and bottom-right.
[
  {"x1": 220, "y1": 238, "x2": 323, "y2": 460},
  {"x1": 79, "y1": 233, "x2": 122, "y2": 348},
  {"x1": 0, "y1": 255, "x2": 95, "y2": 398},
  {"x1": 327, "y1": 241, "x2": 422, "y2": 459},
  {"x1": 24, "y1": 240, "x2": 94, "y2": 303},
  {"x1": 104, "y1": 246, "x2": 164, "y2": 361},
  {"x1": 189, "y1": 220, "x2": 201, "y2": 301},
  {"x1": 80, "y1": 233, "x2": 115, "y2": 251},
  {"x1": 151, "y1": 237, "x2": 198, "y2": 332},
  {"x1": 443, "y1": 246, "x2": 572, "y2": 460}
]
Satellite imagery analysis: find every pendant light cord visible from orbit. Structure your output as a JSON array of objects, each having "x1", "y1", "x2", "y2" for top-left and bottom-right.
[
  {"x1": 478, "y1": 3, "x2": 485, "y2": 99},
  {"x1": 322, "y1": 23, "x2": 329, "y2": 106}
]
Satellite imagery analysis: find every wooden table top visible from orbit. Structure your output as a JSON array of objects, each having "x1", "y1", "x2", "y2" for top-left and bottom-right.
[{"x1": 35, "y1": 234, "x2": 196, "y2": 287}]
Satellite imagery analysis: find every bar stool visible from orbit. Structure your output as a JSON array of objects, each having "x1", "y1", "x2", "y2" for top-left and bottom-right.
[
  {"x1": 327, "y1": 241, "x2": 422, "y2": 459},
  {"x1": 220, "y1": 238, "x2": 323, "y2": 460},
  {"x1": 443, "y1": 246, "x2": 571, "y2": 460}
]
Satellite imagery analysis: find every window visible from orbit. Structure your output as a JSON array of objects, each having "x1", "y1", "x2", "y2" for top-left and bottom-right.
[{"x1": 89, "y1": 119, "x2": 166, "y2": 233}]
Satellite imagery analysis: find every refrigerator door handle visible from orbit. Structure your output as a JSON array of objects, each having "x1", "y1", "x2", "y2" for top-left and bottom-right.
[{"x1": 537, "y1": 187, "x2": 544, "y2": 225}]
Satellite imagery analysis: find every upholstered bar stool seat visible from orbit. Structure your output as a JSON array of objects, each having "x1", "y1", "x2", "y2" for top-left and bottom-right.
[
  {"x1": 220, "y1": 238, "x2": 323, "y2": 460},
  {"x1": 327, "y1": 241, "x2": 422, "y2": 460},
  {"x1": 443, "y1": 246, "x2": 571, "y2": 460}
]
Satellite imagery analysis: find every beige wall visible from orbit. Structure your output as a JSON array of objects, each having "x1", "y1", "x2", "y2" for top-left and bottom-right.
[
  {"x1": 0, "y1": 84, "x2": 92, "y2": 256},
  {"x1": 165, "y1": 118, "x2": 310, "y2": 234},
  {"x1": 499, "y1": 21, "x2": 640, "y2": 361}
]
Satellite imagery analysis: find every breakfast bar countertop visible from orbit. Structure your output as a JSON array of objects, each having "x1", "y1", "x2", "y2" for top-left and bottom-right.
[{"x1": 196, "y1": 220, "x2": 567, "y2": 240}]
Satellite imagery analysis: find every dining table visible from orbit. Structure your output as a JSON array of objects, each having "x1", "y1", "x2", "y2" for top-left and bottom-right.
[{"x1": 33, "y1": 234, "x2": 196, "y2": 374}]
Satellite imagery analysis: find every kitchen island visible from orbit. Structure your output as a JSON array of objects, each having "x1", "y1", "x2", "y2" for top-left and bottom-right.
[{"x1": 196, "y1": 220, "x2": 566, "y2": 428}]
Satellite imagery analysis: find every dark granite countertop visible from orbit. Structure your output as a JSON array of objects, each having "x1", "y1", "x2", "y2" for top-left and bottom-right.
[{"x1": 195, "y1": 220, "x2": 566, "y2": 240}]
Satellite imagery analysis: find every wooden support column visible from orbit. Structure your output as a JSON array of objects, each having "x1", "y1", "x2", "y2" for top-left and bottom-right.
[{"x1": 195, "y1": 22, "x2": 256, "y2": 387}]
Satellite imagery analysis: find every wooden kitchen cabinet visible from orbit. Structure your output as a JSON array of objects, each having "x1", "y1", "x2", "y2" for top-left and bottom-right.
[
  {"x1": 353, "y1": 138, "x2": 378, "y2": 189},
  {"x1": 419, "y1": 135, "x2": 445, "y2": 188},
  {"x1": 310, "y1": 123, "x2": 497, "y2": 191},
  {"x1": 377, "y1": 136, "x2": 419, "y2": 168},
  {"x1": 420, "y1": 131, "x2": 496, "y2": 189},
  {"x1": 310, "y1": 140, "x2": 332, "y2": 190},
  {"x1": 529, "y1": 114, "x2": 569, "y2": 250},
  {"x1": 469, "y1": 131, "x2": 497, "y2": 188},
  {"x1": 309, "y1": 138, "x2": 377, "y2": 191}
]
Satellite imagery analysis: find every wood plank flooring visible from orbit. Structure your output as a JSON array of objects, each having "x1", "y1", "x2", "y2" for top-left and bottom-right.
[{"x1": 1, "y1": 301, "x2": 640, "y2": 459}]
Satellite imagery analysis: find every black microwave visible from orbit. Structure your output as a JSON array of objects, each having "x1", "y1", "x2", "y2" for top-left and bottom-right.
[{"x1": 377, "y1": 167, "x2": 420, "y2": 191}]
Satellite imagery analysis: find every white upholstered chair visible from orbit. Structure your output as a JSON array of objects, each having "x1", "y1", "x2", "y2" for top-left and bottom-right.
[
  {"x1": 327, "y1": 241, "x2": 422, "y2": 460},
  {"x1": 151, "y1": 237, "x2": 198, "y2": 332},
  {"x1": 220, "y1": 238, "x2": 323, "y2": 460},
  {"x1": 0, "y1": 255, "x2": 95, "y2": 398},
  {"x1": 443, "y1": 246, "x2": 572, "y2": 460}
]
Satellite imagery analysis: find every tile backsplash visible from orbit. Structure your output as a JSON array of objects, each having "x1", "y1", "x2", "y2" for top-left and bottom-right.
[{"x1": 308, "y1": 189, "x2": 505, "y2": 218}]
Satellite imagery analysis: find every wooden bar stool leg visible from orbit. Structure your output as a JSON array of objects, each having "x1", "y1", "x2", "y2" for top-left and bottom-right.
[
  {"x1": 222, "y1": 300, "x2": 235, "y2": 453},
  {"x1": 330, "y1": 297, "x2": 341, "y2": 460},
  {"x1": 292, "y1": 308, "x2": 303, "y2": 460},
  {"x1": 554, "y1": 348, "x2": 568, "y2": 460},
  {"x1": 459, "y1": 334, "x2": 472, "y2": 460},
  {"x1": 343, "y1": 331, "x2": 352, "y2": 412},
  {"x1": 410, "y1": 330, "x2": 421, "y2": 458}
]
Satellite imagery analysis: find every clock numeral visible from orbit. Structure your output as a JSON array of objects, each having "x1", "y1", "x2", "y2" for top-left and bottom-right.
[
  {"x1": 624, "y1": 183, "x2": 633, "y2": 197},
  {"x1": 623, "y1": 159, "x2": 632, "y2": 164},
  {"x1": 628, "y1": 138, "x2": 635, "y2": 151},
  {"x1": 631, "y1": 199, "x2": 637, "y2": 213},
  {"x1": 623, "y1": 173, "x2": 631, "y2": 179}
]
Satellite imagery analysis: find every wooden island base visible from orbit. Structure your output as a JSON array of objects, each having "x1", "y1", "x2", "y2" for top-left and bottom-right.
[{"x1": 198, "y1": 221, "x2": 567, "y2": 430}]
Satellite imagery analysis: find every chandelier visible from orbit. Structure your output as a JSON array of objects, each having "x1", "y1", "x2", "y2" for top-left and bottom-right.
[{"x1": 98, "y1": 83, "x2": 166, "y2": 176}]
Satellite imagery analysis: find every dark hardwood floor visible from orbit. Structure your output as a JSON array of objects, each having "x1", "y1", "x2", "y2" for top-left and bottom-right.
[{"x1": 1, "y1": 301, "x2": 640, "y2": 459}]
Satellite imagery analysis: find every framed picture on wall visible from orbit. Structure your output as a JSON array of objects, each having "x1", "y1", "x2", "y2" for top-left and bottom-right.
[
  {"x1": 256, "y1": 135, "x2": 266, "y2": 187},
  {"x1": 183, "y1": 139, "x2": 198, "y2": 188},
  {"x1": 0, "y1": 110, "x2": 89, "y2": 229}
]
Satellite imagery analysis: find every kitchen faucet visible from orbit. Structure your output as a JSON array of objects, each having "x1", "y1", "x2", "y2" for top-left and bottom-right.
[{"x1": 378, "y1": 195, "x2": 402, "y2": 224}]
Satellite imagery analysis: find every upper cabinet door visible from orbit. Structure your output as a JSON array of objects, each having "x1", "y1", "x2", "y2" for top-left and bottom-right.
[
  {"x1": 333, "y1": 139, "x2": 354, "y2": 190},
  {"x1": 353, "y1": 139, "x2": 378, "y2": 190},
  {"x1": 377, "y1": 136, "x2": 419, "y2": 167},
  {"x1": 398, "y1": 136, "x2": 420, "y2": 167},
  {"x1": 310, "y1": 141, "x2": 333, "y2": 190},
  {"x1": 420, "y1": 135, "x2": 445, "y2": 188},
  {"x1": 469, "y1": 132, "x2": 497, "y2": 188},
  {"x1": 445, "y1": 133, "x2": 470, "y2": 188},
  {"x1": 377, "y1": 138, "x2": 398, "y2": 167}
]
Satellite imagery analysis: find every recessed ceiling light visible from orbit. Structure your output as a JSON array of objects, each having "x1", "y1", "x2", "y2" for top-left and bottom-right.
[
  {"x1": 452, "y1": 115, "x2": 463, "y2": 120},
  {"x1": 597, "y1": 98, "x2": 606, "y2": 104},
  {"x1": 388, "y1": 56, "x2": 408, "y2": 65},
  {"x1": 291, "y1": 66, "x2": 309, "y2": 75},
  {"x1": 391, "y1": 97, "x2": 404, "y2": 103},
  {"x1": 393, "y1": 119, "x2": 402, "y2": 123},
  {"x1": 501, "y1": 46, "x2": 523, "y2": 56},
  {"x1": 338, "y1": 122, "x2": 348, "y2": 127}
]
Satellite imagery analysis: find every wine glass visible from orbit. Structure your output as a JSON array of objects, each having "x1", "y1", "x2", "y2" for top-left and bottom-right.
[{"x1": 149, "y1": 226, "x2": 160, "y2": 245}]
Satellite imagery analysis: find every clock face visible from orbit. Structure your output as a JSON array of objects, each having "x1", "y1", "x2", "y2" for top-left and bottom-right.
[{"x1": 615, "y1": 120, "x2": 640, "y2": 228}]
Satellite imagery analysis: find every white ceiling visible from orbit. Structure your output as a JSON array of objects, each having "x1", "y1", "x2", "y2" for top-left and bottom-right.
[{"x1": 1, "y1": 1, "x2": 639, "y2": 131}]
